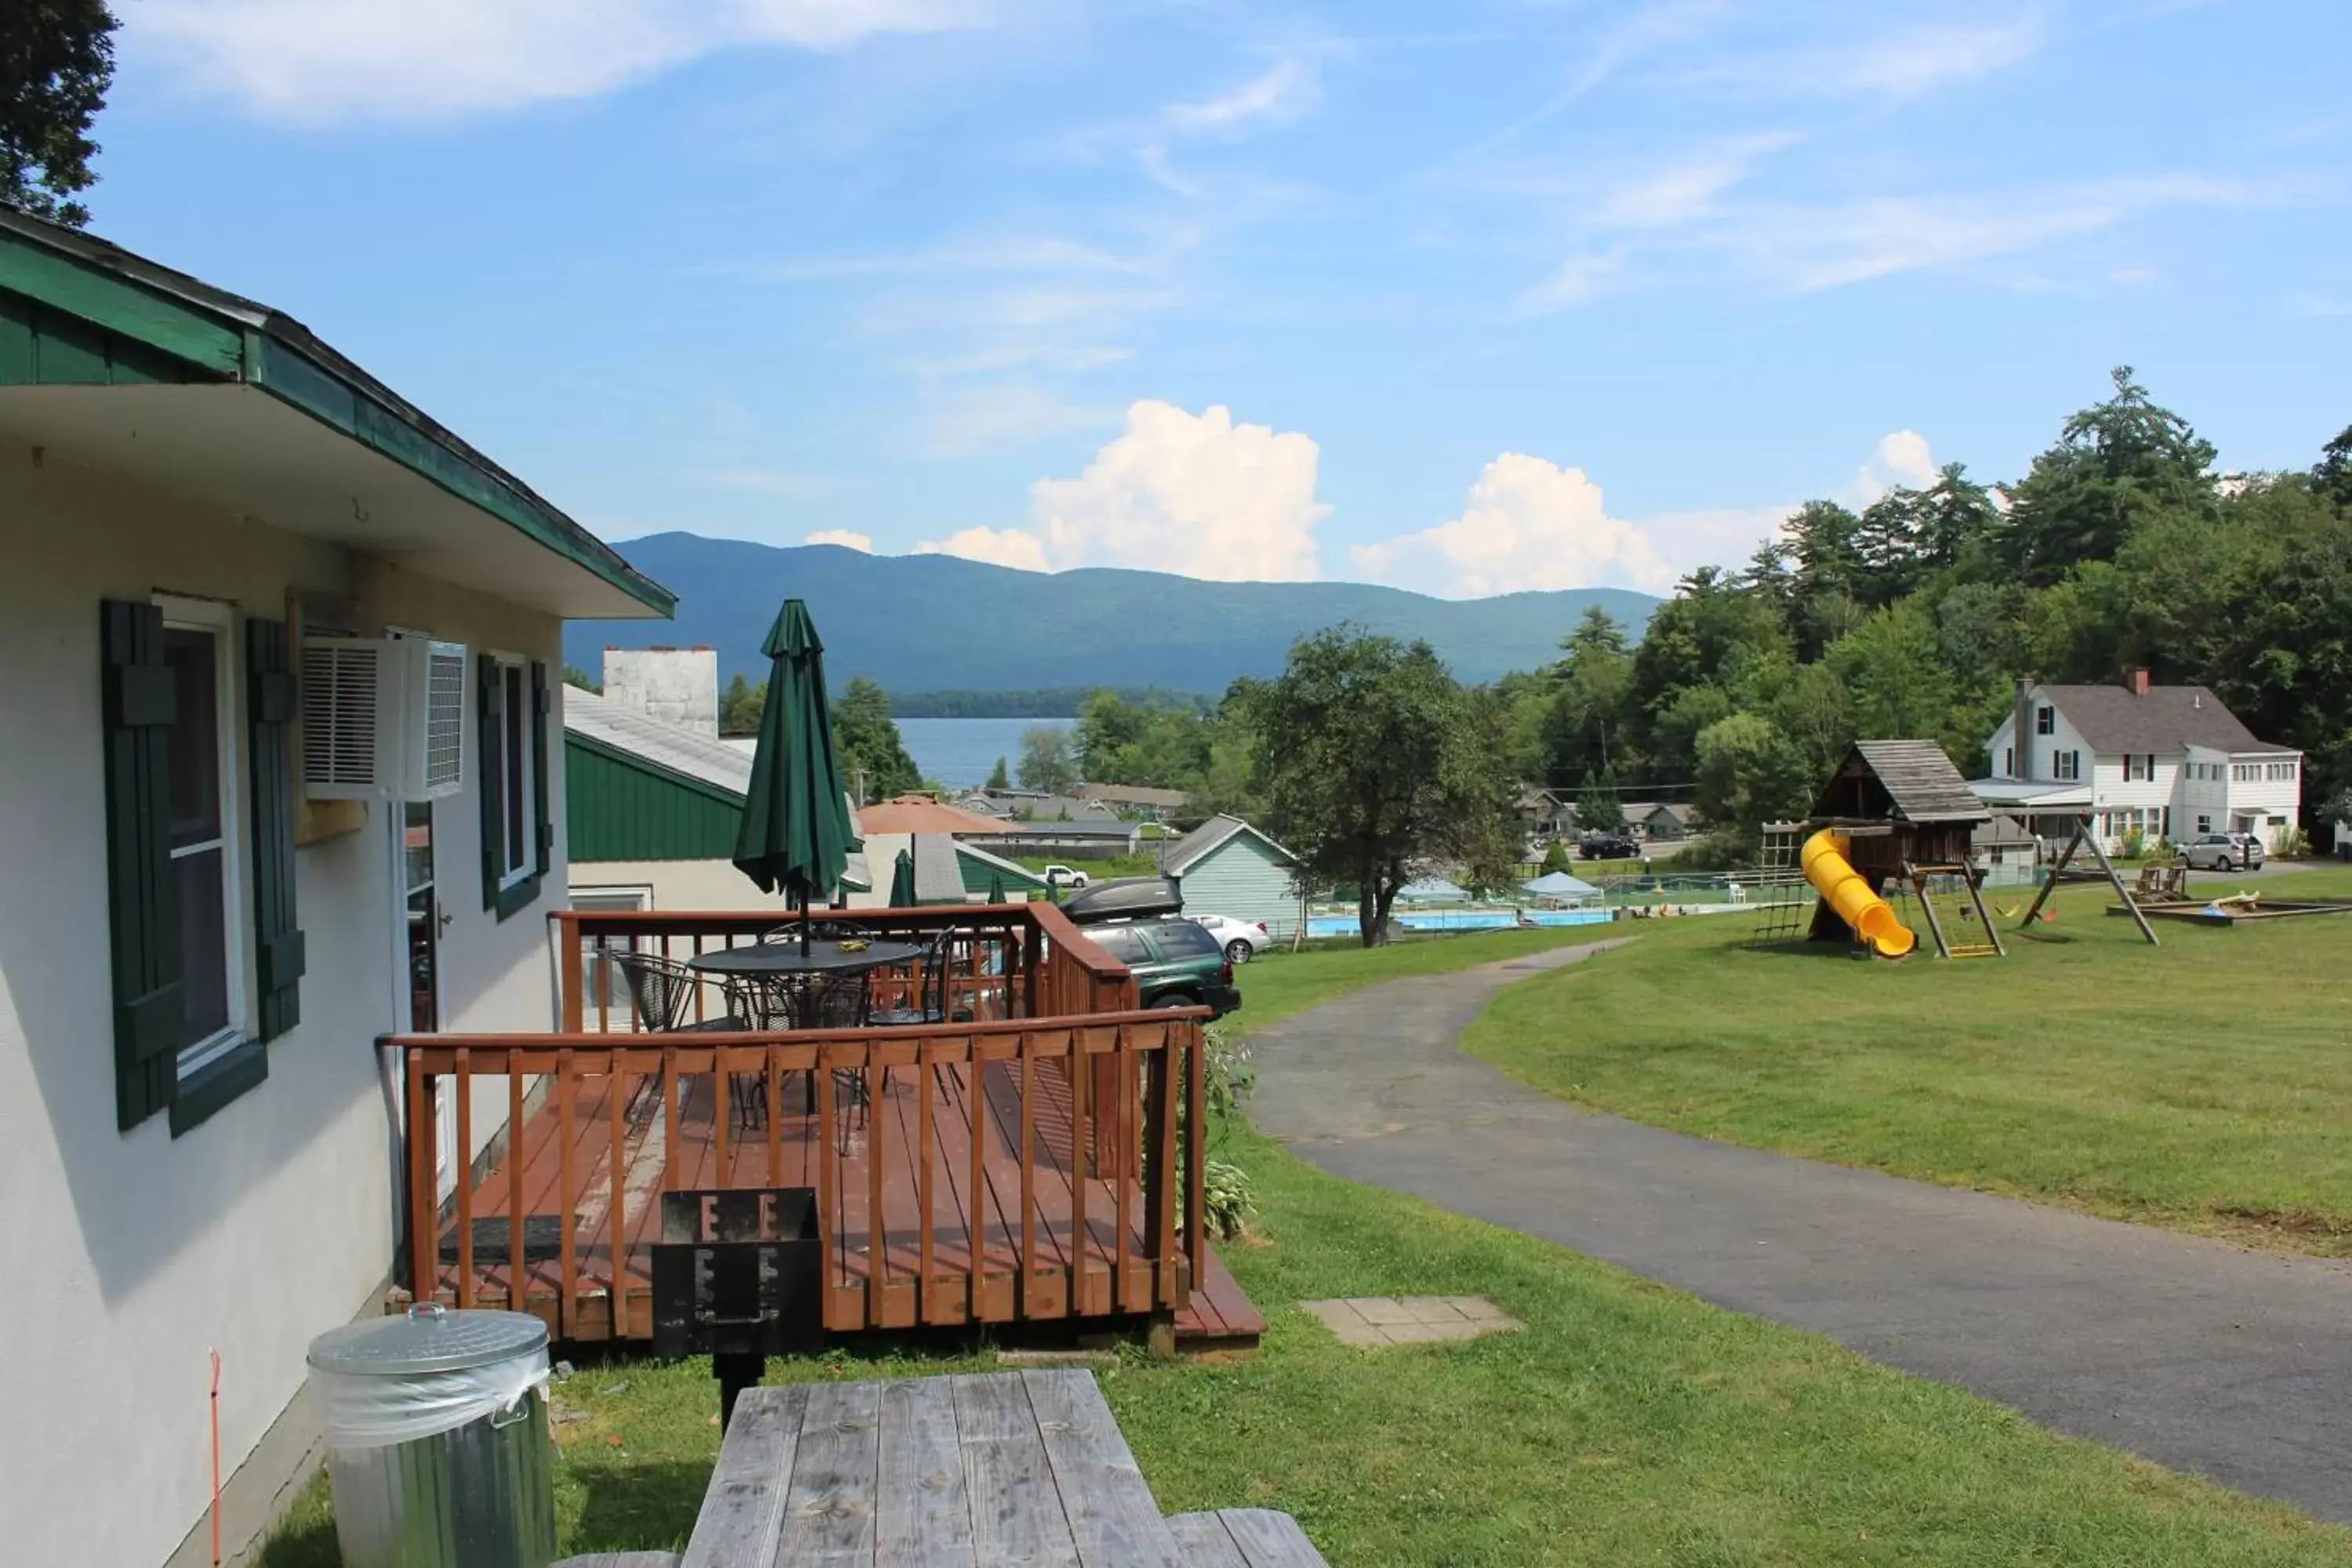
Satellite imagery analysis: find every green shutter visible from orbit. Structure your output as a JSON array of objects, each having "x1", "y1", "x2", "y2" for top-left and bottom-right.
[
  {"x1": 100, "y1": 599, "x2": 182, "y2": 1130},
  {"x1": 245, "y1": 618, "x2": 305, "y2": 1040},
  {"x1": 532, "y1": 661, "x2": 553, "y2": 877},
  {"x1": 478, "y1": 652, "x2": 502, "y2": 910}
]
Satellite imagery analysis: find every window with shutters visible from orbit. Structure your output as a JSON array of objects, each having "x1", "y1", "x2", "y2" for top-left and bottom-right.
[
  {"x1": 160, "y1": 597, "x2": 248, "y2": 1078},
  {"x1": 485, "y1": 655, "x2": 535, "y2": 888},
  {"x1": 481, "y1": 653, "x2": 552, "y2": 920},
  {"x1": 2053, "y1": 750, "x2": 2081, "y2": 781},
  {"x1": 102, "y1": 597, "x2": 301, "y2": 1135},
  {"x1": 2036, "y1": 706, "x2": 2055, "y2": 735}
]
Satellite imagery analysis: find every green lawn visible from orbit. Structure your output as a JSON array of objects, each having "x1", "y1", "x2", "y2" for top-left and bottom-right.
[
  {"x1": 1466, "y1": 866, "x2": 2352, "y2": 1255},
  {"x1": 1230, "y1": 926, "x2": 1605, "y2": 1034},
  {"x1": 260, "y1": 909, "x2": 2352, "y2": 1565},
  {"x1": 263, "y1": 1123, "x2": 2352, "y2": 1566}
]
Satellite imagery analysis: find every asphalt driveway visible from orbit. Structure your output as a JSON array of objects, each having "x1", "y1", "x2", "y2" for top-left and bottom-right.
[{"x1": 1250, "y1": 939, "x2": 2352, "y2": 1523}]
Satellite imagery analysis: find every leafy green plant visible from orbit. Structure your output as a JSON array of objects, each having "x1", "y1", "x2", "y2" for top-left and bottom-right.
[
  {"x1": 2121, "y1": 826, "x2": 2148, "y2": 860},
  {"x1": 2277, "y1": 826, "x2": 2312, "y2": 859},
  {"x1": 1200, "y1": 1159, "x2": 1256, "y2": 1240},
  {"x1": 1181, "y1": 1025, "x2": 1258, "y2": 1240}
]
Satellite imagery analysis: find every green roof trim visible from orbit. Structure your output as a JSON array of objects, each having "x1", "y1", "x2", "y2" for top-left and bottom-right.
[
  {"x1": 0, "y1": 215, "x2": 673, "y2": 618},
  {"x1": 0, "y1": 236, "x2": 242, "y2": 375}
]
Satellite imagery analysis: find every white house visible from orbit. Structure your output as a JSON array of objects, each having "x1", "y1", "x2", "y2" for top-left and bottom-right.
[
  {"x1": 0, "y1": 213, "x2": 673, "y2": 1566},
  {"x1": 1973, "y1": 673, "x2": 2303, "y2": 852},
  {"x1": 1159, "y1": 815, "x2": 1305, "y2": 939}
]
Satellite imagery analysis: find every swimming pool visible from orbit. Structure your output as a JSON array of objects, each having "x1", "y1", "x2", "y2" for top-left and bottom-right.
[{"x1": 1303, "y1": 908, "x2": 1612, "y2": 938}]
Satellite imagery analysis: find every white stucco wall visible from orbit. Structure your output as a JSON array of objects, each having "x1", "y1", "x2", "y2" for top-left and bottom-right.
[
  {"x1": 572, "y1": 856, "x2": 797, "y2": 915},
  {"x1": 0, "y1": 448, "x2": 569, "y2": 1567}
]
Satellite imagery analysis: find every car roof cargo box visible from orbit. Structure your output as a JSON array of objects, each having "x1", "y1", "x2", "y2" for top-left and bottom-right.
[{"x1": 1058, "y1": 876, "x2": 1182, "y2": 926}]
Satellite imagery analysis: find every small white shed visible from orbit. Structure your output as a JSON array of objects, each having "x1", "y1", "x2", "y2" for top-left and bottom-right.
[{"x1": 1160, "y1": 815, "x2": 1305, "y2": 939}]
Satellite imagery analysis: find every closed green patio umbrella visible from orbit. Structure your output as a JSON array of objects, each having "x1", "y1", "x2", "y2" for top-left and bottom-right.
[
  {"x1": 731, "y1": 599, "x2": 855, "y2": 954},
  {"x1": 987, "y1": 869, "x2": 1007, "y2": 903},
  {"x1": 889, "y1": 848, "x2": 916, "y2": 908}
]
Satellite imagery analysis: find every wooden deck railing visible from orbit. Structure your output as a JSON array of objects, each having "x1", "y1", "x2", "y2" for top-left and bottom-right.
[{"x1": 382, "y1": 904, "x2": 1203, "y2": 1341}]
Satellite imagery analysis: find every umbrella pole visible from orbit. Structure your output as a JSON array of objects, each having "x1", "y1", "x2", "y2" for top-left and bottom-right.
[{"x1": 800, "y1": 887, "x2": 811, "y2": 957}]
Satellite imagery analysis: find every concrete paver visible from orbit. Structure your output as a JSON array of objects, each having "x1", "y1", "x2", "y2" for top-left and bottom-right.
[{"x1": 1304, "y1": 1295, "x2": 1525, "y2": 1347}]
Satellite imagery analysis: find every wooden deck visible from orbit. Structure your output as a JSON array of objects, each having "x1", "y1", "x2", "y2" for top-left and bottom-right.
[
  {"x1": 398, "y1": 903, "x2": 1254, "y2": 1350},
  {"x1": 426, "y1": 1054, "x2": 1254, "y2": 1348},
  {"x1": 673, "y1": 1370, "x2": 1325, "y2": 1566}
]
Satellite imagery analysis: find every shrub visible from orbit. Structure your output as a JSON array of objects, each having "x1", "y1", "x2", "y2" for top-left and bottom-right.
[
  {"x1": 2277, "y1": 826, "x2": 2313, "y2": 858},
  {"x1": 2120, "y1": 827, "x2": 2147, "y2": 860},
  {"x1": 1200, "y1": 1160, "x2": 1256, "y2": 1240},
  {"x1": 1182, "y1": 1025, "x2": 1258, "y2": 1240}
]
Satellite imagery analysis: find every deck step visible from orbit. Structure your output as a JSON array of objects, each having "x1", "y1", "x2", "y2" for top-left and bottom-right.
[
  {"x1": 1167, "y1": 1508, "x2": 1330, "y2": 1566},
  {"x1": 553, "y1": 1554, "x2": 681, "y2": 1567}
]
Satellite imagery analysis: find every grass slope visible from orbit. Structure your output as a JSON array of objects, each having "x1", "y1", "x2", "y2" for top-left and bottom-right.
[
  {"x1": 1466, "y1": 867, "x2": 2352, "y2": 1255},
  {"x1": 259, "y1": 918, "x2": 2352, "y2": 1564}
]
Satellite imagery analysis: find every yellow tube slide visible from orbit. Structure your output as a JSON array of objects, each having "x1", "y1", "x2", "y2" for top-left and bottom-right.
[{"x1": 1800, "y1": 829, "x2": 1916, "y2": 957}]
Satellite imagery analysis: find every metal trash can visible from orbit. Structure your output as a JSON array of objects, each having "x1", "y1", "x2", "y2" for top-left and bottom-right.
[{"x1": 307, "y1": 1304, "x2": 557, "y2": 1568}]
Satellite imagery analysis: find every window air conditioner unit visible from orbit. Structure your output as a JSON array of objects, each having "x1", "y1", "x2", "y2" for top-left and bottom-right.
[{"x1": 302, "y1": 637, "x2": 469, "y2": 801}]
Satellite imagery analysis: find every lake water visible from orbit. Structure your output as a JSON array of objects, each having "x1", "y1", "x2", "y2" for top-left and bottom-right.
[{"x1": 898, "y1": 717, "x2": 1077, "y2": 789}]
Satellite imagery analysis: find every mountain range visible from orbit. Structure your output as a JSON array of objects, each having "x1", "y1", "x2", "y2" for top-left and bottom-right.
[{"x1": 570, "y1": 534, "x2": 1661, "y2": 695}]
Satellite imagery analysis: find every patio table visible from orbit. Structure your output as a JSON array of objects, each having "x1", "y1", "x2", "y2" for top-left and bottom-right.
[
  {"x1": 685, "y1": 937, "x2": 924, "y2": 982},
  {"x1": 676, "y1": 1367, "x2": 1329, "y2": 1566}
]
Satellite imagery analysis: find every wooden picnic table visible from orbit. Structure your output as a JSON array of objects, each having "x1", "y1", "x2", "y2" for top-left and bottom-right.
[{"x1": 670, "y1": 1367, "x2": 1326, "y2": 1566}]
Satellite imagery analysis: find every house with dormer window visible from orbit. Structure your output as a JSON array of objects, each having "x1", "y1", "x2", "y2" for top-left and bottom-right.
[{"x1": 1971, "y1": 670, "x2": 2303, "y2": 851}]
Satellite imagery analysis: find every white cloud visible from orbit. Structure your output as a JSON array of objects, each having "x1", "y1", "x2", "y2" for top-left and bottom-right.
[
  {"x1": 913, "y1": 526, "x2": 1051, "y2": 572},
  {"x1": 1352, "y1": 453, "x2": 1679, "y2": 597},
  {"x1": 804, "y1": 528, "x2": 873, "y2": 551},
  {"x1": 1164, "y1": 55, "x2": 1325, "y2": 135},
  {"x1": 1026, "y1": 401, "x2": 1330, "y2": 580},
  {"x1": 1356, "y1": 430, "x2": 1952, "y2": 598},
  {"x1": 1520, "y1": 249, "x2": 1625, "y2": 314},
  {"x1": 704, "y1": 466, "x2": 835, "y2": 497},
  {"x1": 1592, "y1": 132, "x2": 1800, "y2": 230},
  {"x1": 1830, "y1": 18, "x2": 2044, "y2": 100},
  {"x1": 1850, "y1": 430, "x2": 1938, "y2": 503},
  {"x1": 923, "y1": 382, "x2": 1113, "y2": 459},
  {"x1": 132, "y1": 0, "x2": 994, "y2": 122},
  {"x1": 1740, "y1": 177, "x2": 2258, "y2": 292}
]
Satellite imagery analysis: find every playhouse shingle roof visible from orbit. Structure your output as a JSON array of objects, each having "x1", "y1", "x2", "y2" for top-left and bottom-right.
[{"x1": 1845, "y1": 740, "x2": 1989, "y2": 824}]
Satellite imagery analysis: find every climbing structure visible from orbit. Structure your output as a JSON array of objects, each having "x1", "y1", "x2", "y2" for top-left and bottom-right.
[
  {"x1": 1798, "y1": 740, "x2": 2002, "y2": 960},
  {"x1": 1747, "y1": 822, "x2": 1814, "y2": 946}
]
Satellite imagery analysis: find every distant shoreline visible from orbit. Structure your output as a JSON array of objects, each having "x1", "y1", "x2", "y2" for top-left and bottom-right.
[{"x1": 885, "y1": 685, "x2": 1214, "y2": 719}]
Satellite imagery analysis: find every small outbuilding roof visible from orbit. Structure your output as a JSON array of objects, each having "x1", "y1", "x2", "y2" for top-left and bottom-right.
[
  {"x1": 857, "y1": 798, "x2": 1014, "y2": 836},
  {"x1": 1816, "y1": 741, "x2": 1990, "y2": 826},
  {"x1": 1160, "y1": 813, "x2": 1300, "y2": 877}
]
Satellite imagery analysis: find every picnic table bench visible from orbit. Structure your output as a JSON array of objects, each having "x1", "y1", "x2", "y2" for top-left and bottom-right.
[{"x1": 641, "y1": 1367, "x2": 1327, "y2": 1566}]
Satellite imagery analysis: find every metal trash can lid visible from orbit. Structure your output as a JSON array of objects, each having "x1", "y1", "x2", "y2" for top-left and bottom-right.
[{"x1": 308, "y1": 1304, "x2": 550, "y2": 1376}]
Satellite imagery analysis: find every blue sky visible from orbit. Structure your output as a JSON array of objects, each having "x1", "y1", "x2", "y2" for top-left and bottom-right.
[{"x1": 89, "y1": 0, "x2": 2352, "y2": 595}]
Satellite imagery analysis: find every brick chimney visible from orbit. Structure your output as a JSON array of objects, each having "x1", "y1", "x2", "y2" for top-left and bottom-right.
[{"x1": 2125, "y1": 666, "x2": 2151, "y2": 697}]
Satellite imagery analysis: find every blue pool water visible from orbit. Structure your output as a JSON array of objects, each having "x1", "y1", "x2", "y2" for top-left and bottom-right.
[{"x1": 1304, "y1": 909, "x2": 1612, "y2": 938}]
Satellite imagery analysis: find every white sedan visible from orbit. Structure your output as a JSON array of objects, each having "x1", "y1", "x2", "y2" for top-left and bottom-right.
[{"x1": 1191, "y1": 913, "x2": 1269, "y2": 964}]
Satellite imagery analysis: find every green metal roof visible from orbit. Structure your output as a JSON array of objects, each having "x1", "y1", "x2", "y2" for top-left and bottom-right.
[{"x1": 0, "y1": 209, "x2": 672, "y2": 618}]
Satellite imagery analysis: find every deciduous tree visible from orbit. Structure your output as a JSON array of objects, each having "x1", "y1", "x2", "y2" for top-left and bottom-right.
[
  {"x1": 0, "y1": 1, "x2": 116, "y2": 227},
  {"x1": 1252, "y1": 627, "x2": 1516, "y2": 945}
]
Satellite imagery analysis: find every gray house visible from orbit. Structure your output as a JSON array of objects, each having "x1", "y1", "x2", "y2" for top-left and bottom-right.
[{"x1": 1160, "y1": 815, "x2": 1305, "y2": 939}]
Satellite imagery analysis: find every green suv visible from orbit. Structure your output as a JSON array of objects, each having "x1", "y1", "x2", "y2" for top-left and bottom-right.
[{"x1": 1082, "y1": 919, "x2": 1243, "y2": 1018}]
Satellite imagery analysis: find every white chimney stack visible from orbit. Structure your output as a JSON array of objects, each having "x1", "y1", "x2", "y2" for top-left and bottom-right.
[{"x1": 602, "y1": 645, "x2": 720, "y2": 735}]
